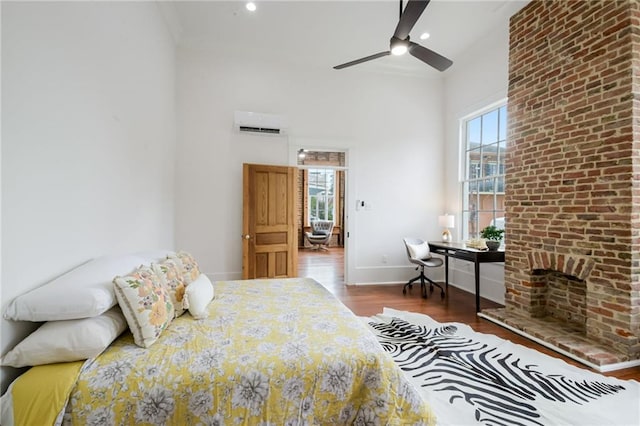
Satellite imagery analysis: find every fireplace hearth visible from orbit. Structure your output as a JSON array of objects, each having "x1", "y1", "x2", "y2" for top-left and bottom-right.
[{"x1": 479, "y1": 308, "x2": 630, "y2": 371}]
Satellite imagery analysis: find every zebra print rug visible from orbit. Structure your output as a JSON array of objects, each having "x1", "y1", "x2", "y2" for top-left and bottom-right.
[{"x1": 367, "y1": 308, "x2": 640, "y2": 426}]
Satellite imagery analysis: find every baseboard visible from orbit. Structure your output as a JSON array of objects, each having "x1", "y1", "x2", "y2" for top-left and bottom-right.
[{"x1": 347, "y1": 281, "x2": 404, "y2": 286}]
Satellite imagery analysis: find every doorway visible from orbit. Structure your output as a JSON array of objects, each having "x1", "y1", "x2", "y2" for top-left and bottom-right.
[{"x1": 295, "y1": 149, "x2": 347, "y2": 284}]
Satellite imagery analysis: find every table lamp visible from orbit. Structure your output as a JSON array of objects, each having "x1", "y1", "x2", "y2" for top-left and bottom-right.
[{"x1": 439, "y1": 214, "x2": 455, "y2": 242}]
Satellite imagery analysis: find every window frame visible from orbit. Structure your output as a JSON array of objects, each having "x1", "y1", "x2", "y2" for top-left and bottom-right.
[{"x1": 459, "y1": 99, "x2": 507, "y2": 241}]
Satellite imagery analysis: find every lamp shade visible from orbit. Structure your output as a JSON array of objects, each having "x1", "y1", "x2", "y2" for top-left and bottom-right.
[{"x1": 439, "y1": 214, "x2": 455, "y2": 228}]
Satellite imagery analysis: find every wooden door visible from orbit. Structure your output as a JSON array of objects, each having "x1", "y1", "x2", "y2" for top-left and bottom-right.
[{"x1": 242, "y1": 163, "x2": 298, "y2": 279}]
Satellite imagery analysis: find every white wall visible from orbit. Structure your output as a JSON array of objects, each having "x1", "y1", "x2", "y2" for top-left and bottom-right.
[
  {"x1": 442, "y1": 19, "x2": 512, "y2": 304},
  {"x1": 1, "y1": 2, "x2": 176, "y2": 392},
  {"x1": 175, "y1": 49, "x2": 446, "y2": 285}
]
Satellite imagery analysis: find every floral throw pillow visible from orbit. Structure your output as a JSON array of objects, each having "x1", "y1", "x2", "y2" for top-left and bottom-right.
[
  {"x1": 170, "y1": 251, "x2": 201, "y2": 284},
  {"x1": 113, "y1": 265, "x2": 174, "y2": 348},
  {"x1": 152, "y1": 259, "x2": 186, "y2": 318}
]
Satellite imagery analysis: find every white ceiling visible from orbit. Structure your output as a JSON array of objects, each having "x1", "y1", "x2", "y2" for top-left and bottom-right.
[{"x1": 166, "y1": 0, "x2": 530, "y2": 78}]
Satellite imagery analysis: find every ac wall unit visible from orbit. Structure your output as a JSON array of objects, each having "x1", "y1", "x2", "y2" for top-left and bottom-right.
[{"x1": 234, "y1": 111, "x2": 289, "y2": 135}]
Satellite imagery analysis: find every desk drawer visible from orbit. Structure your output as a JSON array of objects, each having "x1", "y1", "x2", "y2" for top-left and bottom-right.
[
  {"x1": 430, "y1": 248, "x2": 454, "y2": 258},
  {"x1": 451, "y1": 250, "x2": 476, "y2": 262},
  {"x1": 431, "y1": 248, "x2": 475, "y2": 261}
]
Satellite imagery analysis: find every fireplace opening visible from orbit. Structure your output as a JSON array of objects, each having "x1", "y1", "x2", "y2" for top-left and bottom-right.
[{"x1": 532, "y1": 269, "x2": 586, "y2": 332}]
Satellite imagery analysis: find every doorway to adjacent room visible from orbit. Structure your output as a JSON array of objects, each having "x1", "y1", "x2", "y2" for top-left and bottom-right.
[{"x1": 295, "y1": 149, "x2": 347, "y2": 286}]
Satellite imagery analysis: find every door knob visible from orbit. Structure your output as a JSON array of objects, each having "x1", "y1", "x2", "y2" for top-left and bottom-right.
[{"x1": 243, "y1": 234, "x2": 251, "y2": 240}]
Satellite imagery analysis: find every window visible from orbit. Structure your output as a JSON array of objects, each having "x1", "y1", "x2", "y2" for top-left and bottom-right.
[
  {"x1": 308, "y1": 169, "x2": 335, "y2": 222},
  {"x1": 461, "y1": 103, "x2": 506, "y2": 239}
]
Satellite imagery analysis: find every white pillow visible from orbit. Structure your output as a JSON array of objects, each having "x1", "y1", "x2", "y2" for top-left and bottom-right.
[
  {"x1": 183, "y1": 274, "x2": 214, "y2": 320},
  {"x1": 407, "y1": 242, "x2": 431, "y2": 260},
  {"x1": 1, "y1": 306, "x2": 127, "y2": 368},
  {"x1": 4, "y1": 255, "x2": 147, "y2": 322}
]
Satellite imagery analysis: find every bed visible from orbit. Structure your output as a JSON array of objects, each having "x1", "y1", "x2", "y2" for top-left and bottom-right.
[{"x1": 2, "y1": 276, "x2": 435, "y2": 425}]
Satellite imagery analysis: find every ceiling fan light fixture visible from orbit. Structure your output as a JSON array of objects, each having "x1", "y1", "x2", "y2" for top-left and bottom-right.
[
  {"x1": 390, "y1": 38, "x2": 409, "y2": 56},
  {"x1": 246, "y1": 2, "x2": 256, "y2": 12},
  {"x1": 333, "y1": 0, "x2": 453, "y2": 72},
  {"x1": 391, "y1": 45, "x2": 408, "y2": 56}
]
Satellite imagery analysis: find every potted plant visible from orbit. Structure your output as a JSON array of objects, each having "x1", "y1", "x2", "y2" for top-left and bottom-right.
[{"x1": 480, "y1": 225, "x2": 504, "y2": 250}]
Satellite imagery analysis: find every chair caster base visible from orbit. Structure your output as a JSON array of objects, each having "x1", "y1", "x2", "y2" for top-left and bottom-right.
[{"x1": 403, "y1": 276, "x2": 445, "y2": 300}]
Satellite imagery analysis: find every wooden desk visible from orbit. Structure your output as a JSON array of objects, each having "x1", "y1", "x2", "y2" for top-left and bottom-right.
[{"x1": 428, "y1": 241, "x2": 505, "y2": 313}]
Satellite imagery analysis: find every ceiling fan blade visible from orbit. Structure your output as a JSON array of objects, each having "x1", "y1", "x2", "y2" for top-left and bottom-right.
[
  {"x1": 408, "y1": 42, "x2": 452, "y2": 71},
  {"x1": 393, "y1": 0, "x2": 430, "y2": 40},
  {"x1": 333, "y1": 51, "x2": 391, "y2": 70}
]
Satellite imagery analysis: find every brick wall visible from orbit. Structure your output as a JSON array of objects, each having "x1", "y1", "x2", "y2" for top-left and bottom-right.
[{"x1": 506, "y1": 0, "x2": 640, "y2": 359}]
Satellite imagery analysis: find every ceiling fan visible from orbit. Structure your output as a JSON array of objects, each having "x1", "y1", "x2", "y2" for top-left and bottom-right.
[{"x1": 333, "y1": 0, "x2": 453, "y2": 72}]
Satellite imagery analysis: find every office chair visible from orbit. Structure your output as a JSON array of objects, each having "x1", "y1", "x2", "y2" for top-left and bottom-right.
[
  {"x1": 305, "y1": 220, "x2": 334, "y2": 251},
  {"x1": 402, "y1": 237, "x2": 445, "y2": 299}
]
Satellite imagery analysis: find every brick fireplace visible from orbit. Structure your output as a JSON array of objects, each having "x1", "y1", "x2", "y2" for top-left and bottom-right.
[{"x1": 480, "y1": 0, "x2": 640, "y2": 370}]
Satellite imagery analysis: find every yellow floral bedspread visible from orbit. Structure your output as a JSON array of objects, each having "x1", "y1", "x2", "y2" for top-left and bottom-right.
[{"x1": 63, "y1": 278, "x2": 435, "y2": 425}]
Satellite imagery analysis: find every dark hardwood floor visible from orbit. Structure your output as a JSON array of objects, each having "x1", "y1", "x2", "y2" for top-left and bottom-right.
[{"x1": 298, "y1": 247, "x2": 640, "y2": 382}]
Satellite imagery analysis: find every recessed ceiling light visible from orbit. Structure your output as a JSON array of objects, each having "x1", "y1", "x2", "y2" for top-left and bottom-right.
[
  {"x1": 246, "y1": 2, "x2": 256, "y2": 12},
  {"x1": 420, "y1": 32, "x2": 430, "y2": 40}
]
